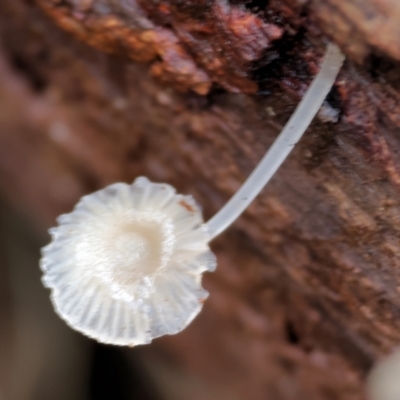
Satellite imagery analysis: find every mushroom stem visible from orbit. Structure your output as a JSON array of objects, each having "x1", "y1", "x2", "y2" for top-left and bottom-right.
[{"x1": 206, "y1": 43, "x2": 345, "y2": 240}]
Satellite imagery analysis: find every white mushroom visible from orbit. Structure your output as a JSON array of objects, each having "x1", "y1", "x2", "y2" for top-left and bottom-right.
[
  {"x1": 40, "y1": 43, "x2": 344, "y2": 345},
  {"x1": 41, "y1": 177, "x2": 216, "y2": 345}
]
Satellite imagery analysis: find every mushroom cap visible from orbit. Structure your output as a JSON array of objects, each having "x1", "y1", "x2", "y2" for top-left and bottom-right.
[{"x1": 40, "y1": 177, "x2": 216, "y2": 346}]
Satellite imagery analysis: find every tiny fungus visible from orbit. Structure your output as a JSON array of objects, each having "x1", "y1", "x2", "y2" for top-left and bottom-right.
[
  {"x1": 41, "y1": 177, "x2": 216, "y2": 345},
  {"x1": 367, "y1": 348, "x2": 400, "y2": 400},
  {"x1": 40, "y1": 43, "x2": 344, "y2": 345}
]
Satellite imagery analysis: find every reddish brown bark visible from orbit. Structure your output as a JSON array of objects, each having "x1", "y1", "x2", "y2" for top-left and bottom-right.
[
  {"x1": 313, "y1": 0, "x2": 400, "y2": 62},
  {"x1": 1, "y1": 0, "x2": 400, "y2": 399}
]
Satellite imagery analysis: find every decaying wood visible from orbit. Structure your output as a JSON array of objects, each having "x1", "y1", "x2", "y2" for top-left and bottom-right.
[
  {"x1": 1, "y1": 0, "x2": 400, "y2": 399},
  {"x1": 313, "y1": 0, "x2": 400, "y2": 62}
]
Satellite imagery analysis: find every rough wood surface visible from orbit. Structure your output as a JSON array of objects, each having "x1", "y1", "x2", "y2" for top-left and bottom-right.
[{"x1": 1, "y1": 1, "x2": 400, "y2": 399}]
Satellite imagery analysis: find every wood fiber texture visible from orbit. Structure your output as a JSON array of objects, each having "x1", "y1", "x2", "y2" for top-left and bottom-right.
[{"x1": 1, "y1": 0, "x2": 400, "y2": 399}]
